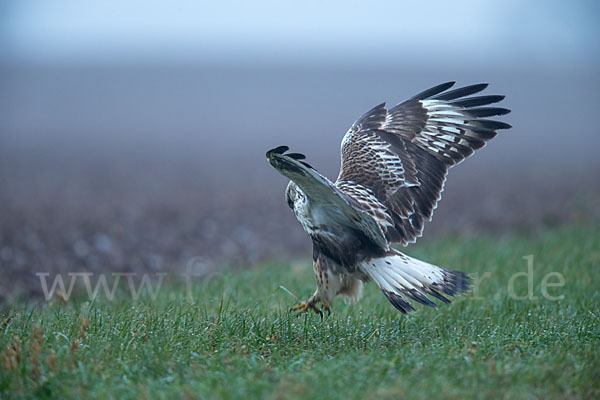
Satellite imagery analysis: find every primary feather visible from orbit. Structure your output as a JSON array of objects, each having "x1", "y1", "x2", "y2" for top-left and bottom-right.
[{"x1": 337, "y1": 81, "x2": 511, "y2": 246}]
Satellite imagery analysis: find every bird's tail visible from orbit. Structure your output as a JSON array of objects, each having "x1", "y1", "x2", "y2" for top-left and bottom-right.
[{"x1": 360, "y1": 250, "x2": 471, "y2": 313}]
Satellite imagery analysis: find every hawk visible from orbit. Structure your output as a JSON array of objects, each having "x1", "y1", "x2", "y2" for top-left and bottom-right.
[{"x1": 266, "y1": 82, "x2": 510, "y2": 316}]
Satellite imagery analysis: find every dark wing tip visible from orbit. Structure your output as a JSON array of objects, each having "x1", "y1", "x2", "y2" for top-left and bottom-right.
[
  {"x1": 266, "y1": 146, "x2": 314, "y2": 168},
  {"x1": 287, "y1": 152, "x2": 306, "y2": 160},
  {"x1": 464, "y1": 107, "x2": 511, "y2": 118},
  {"x1": 451, "y1": 95, "x2": 505, "y2": 108},
  {"x1": 288, "y1": 152, "x2": 313, "y2": 168},
  {"x1": 411, "y1": 81, "x2": 456, "y2": 100},
  {"x1": 266, "y1": 145, "x2": 289, "y2": 158},
  {"x1": 476, "y1": 120, "x2": 512, "y2": 130},
  {"x1": 432, "y1": 83, "x2": 489, "y2": 101}
]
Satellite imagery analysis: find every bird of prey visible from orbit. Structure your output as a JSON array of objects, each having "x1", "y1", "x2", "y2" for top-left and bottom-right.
[{"x1": 266, "y1": 82, "x2": 510, "y2": 316}]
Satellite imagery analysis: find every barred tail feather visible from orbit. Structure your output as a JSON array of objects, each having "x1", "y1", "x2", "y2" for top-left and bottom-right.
[{"x1": 360, "y1": 250, "x2": 471, "y2": 314}]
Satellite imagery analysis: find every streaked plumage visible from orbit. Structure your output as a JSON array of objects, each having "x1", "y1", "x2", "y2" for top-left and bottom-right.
[{"x1": 267, "y1": 82, "x2": 511, "y2": 315}]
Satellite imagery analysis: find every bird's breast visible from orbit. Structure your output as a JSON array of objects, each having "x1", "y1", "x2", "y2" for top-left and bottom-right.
[
  {"x1": 293, "y1": 200, "x2": 375, "y2": 268},
  {"x1": 294, "y1": 201, "x2": 344, "y2": 236}
]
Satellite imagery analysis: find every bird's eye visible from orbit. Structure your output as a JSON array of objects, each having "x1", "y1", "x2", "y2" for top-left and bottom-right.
[{"x1": 287, "y1": 197, "x2": 294, "y2": 209}]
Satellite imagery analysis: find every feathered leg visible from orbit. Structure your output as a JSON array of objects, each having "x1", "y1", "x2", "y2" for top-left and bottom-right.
[{"x1": 291, "y1": 250, "x2": 336, "y2": 318}]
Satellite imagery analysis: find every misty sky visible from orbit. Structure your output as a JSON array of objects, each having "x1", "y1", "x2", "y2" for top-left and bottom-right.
[{"x1": 2, "y1": 0, "x2": 598, "y2": 68}]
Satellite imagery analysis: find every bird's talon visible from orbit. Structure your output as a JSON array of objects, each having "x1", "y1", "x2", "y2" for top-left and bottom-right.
[{"x1": 291, "y1": 301, "x2": 322, "y2": 317}]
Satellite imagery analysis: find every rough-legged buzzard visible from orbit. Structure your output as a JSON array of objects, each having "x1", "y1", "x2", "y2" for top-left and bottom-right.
[{"x1": 267, "y1": 82, "x2": 511, "y2": 316}]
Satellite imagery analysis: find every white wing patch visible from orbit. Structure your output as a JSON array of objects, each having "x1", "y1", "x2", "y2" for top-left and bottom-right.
[{"x1": 418, "y1": 99, "x2": 485, "y2": 165}]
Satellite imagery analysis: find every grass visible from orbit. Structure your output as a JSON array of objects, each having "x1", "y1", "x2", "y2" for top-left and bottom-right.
[{"x1": 1, "y1": 224, "x2": 599, "y2": 399}]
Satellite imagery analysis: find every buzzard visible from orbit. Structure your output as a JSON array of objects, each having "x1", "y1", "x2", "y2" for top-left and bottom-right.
[{"x1": 266, "y1": 82, "x2": 510, "y2": 316}]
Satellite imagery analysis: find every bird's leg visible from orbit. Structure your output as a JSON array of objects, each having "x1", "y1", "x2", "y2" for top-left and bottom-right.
[{"x1": 291, "y1": 291, "x2": 323, "y2": 318}]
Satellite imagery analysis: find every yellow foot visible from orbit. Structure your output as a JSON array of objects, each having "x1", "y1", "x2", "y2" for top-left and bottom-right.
[{"x1": 290, "y1": 301, "x2": 323, "y2": 319}]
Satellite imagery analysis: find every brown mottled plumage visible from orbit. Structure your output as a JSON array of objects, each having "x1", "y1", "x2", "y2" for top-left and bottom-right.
[{"x1": 267, "y1": 82, "x2": 511, "y2": 316}]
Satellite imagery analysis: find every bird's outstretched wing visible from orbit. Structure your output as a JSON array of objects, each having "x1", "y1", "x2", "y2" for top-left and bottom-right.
[
  {"x1": 266, "y1": 146, "x2": 389, "y2": 250},
  {"x1": 336, "y1": 82, "x2": 511, "y2": 245}
]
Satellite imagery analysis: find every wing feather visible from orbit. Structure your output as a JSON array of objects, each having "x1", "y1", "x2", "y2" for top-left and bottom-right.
[
  {"x1": 336, "y1": 83, "x2": 511, "y2": 245},
  {"x1": 266, "y1": 148, "x2": 389, "y2": 250}
]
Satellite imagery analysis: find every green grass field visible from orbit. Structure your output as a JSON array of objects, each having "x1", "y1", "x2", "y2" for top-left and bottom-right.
[{"x1": 1, "y1": 224, "x2": 599, "y2": 399}]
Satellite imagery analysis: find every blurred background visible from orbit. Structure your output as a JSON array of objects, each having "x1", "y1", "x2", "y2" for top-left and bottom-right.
[{"x1": 1, "y1": 0, "x2": 599, "y2": 299}]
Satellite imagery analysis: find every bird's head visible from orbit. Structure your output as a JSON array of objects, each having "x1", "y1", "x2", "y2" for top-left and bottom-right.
[
  {"x1": 266, "y1": 145, "x2": 312, "y2": 211},
  {"x1": 285, "y1": 181, "x2": 305, "y2": 210}
]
